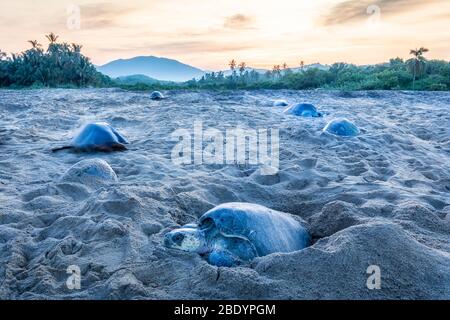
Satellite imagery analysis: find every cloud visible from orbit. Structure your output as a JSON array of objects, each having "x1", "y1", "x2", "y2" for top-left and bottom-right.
[
  {"x1": 153, "y1": 41, "x2": 254, "y2": 53},
  {"x1": 320, "y1": 0, "x2": 447, "y2": 25},
  {"x1": 98, "y1": 40, "x2": 255, "y2": 55},
  {"x1": 79, "y1": 3, "x2": 138, "y2": 29},
  {"x1": 223, "y1": 14, "x2": 255, "y2": 29}
]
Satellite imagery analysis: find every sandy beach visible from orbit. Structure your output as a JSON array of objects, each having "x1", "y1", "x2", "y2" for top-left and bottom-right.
[{"x1": 0, "y1": 88, "x2": 449, "y2": 299}]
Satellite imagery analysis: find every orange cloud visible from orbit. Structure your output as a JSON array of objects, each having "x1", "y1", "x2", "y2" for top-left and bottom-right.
[
  {"x1": 320, "y1": 0, "x2": 448, "y2": 25},
  {"x1": 224, "y1": 14, "x2": 255, "y2": 29}
]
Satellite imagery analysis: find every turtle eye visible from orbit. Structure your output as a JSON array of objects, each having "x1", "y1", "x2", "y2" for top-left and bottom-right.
[
  {"x1": 172, "y1": 233, "x2": 185, "y2": 245},
  {"x1": 199, "y1": 218, "x2": 215, "y2": 230}
]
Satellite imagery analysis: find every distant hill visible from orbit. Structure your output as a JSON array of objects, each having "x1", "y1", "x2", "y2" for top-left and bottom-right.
[
  {"x1": 114, "y1": 74, "x2": 161, "y2": 85},
  {"x1": 290, "y1": 63, "x2": 330, "y2": 72},
  {"x1": 97, "y1": 56, "x2": 330, "y2": 83},
  {"x1": 219, "y1": 67, "x2": 268, "y2": 77},
  {"x1": 97, "y1": 56, "x2": 205, "y2": 82},
  {"x1": 215, "y1": 64, "x2": 330, "y2": 77}
]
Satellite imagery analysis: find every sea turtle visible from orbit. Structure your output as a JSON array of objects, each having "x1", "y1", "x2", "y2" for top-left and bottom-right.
[
  {"x1": 52, "y1": 122, "x2": 128, "y2": 152},
  {"x1": 164, "y1": 202, "x2": 310, "y2": 267},
  {"x1": 284, "y1": 103, "x2": 322, "y2": 117},
  {"x1": 61, "y1": 159, "x2": 118, "y2": 187},
  {"x1": 150, "y1": 91, "x2": 164, "y2": 100},
  {"x1": 273, "y1": 99, "x2": 288, "y2": 107},
  {"x1": 323, "y1": 118, "x2": 360, "y2": 137}
]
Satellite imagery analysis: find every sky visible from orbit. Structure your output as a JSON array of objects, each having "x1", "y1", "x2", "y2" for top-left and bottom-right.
[{"x1": 0, "y1": 0, "x2": 449, "y2": 70}]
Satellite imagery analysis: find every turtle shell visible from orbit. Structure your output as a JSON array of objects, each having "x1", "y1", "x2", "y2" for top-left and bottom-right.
[
  {"x1": 324, "y1": 118, "x2": 360, "y2": 137},
  {"x1": 150, "y1": 91, "x2": 164, "y2": 100},
  {"x1": 61, "y1": 159, "x2": 118, "y2": 187},
  {"x1": 284, "y1": 103, "x2": 322, "y2": 117},
  {"x1": 71, "y1": 122, "x2": 128, "y2": 150},
  {"x1": 273, "y1": 100, "x2": 288, "y2": 107},
  {"x1": 198, "y1": 202, "x2": 310, "y2": 258}
]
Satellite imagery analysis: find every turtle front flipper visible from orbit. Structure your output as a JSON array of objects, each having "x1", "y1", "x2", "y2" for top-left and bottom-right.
[
  {"x1": 207, "y1": 250, "x2": 240, "y2": 267},
  {"x1": 94, "y1": 143, "x2": 127, "y2": 152},
  {"x1": 110, "y1": 143, "x2": 127, "y2": 152},
  {"x1": 208, "y1": 236, "x2": 258, "y2": 267},
  {"x1": 52, "y1": 146, "x2": 73, "y2": 153}
]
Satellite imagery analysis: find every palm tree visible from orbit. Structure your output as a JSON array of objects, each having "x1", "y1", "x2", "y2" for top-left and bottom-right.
[
  {"x1": 273, "y1": 65, "x2": 281, "y2": 78},
  {"x1": 282, "y1": 62, "x2": 288, "y2": 70},
  {"x1": 11, "y1": 53, "x2": 19, "y2": 62},
  {"x1": 28, "y1": 40, "x2": 42, "y2": 49},
  {"x1": 45, "y1": 33, "x2": 59, "y2": 44},
  {"x1": 229, "y1": 59, "x2": 237, "y2": 71},
  {"x1": 71, "y1": 43, "x2": 82, "y2": 53},
  {"x1": 300, "y1": 61, "x2": 305, "y2": 70},
  {"x1": 0, "y1": 50, "x2": 6, "y2": 60},
  {"x1": 238, "y1": 62, "x2": 246, "y2": 75},
  {"x1": 407, "y1": 47, "x2": 429, "y2": 90}
]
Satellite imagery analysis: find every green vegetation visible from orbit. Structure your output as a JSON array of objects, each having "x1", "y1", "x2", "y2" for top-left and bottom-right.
[
  {"x1": 1, "y1": 39, "x2": 448, "y2": 91},
  {"x1": 167, "y1": 51, "x2": 448, "y2": 91},
  {"x1": 0, "y1": 33, "x2": 110, "y2": 88},
  {"x1": 120, "y1": 49, "x2": 449, "y2": 91},
  {"x1": 406, "y1": 47, "x2": 429, "y2": 90}
]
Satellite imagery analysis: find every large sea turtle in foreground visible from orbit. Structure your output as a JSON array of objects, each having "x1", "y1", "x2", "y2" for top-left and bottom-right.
[
  {"x1": 52, "y1": 122, "x2": 129, "y2": 152},
  {"x1": 164, "y1": 202, "x2": 310, "y2": 267},
  {"x1": 324, "y1": 118, "x2": 360, "y2": 137},
  {"x1": 284, "y1": 103, "x2": 323, "y2": 117}
]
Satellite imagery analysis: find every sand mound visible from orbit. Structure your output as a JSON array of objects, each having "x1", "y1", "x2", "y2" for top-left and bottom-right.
[{"x1": 61, "y1": 159, "x2": 118, "y2": 188}]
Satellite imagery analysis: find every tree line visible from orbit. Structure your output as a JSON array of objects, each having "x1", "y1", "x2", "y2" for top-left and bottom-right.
[
  {"x1": 1, "y1": 38, "x2": 448, "y2": 91},
  {"x1": 0, "y1": 33, "x2": 110, "y2": 88},
  {"x1": 179, "y1": 48, "x2": 449, "y2": 91}
]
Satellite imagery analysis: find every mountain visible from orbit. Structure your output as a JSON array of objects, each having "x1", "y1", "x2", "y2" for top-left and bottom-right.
[
  {"x1": 114, "y1": 74, "x2": 161, "y2": 85},
  {"x1": 97, "y1": 56, "x2": 205, "y2": 82}
]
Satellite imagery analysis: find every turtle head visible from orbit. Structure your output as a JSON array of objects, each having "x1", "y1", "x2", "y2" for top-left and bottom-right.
[{"x1": 164, "y1": 227, "x2": 208, "y2": 254}]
